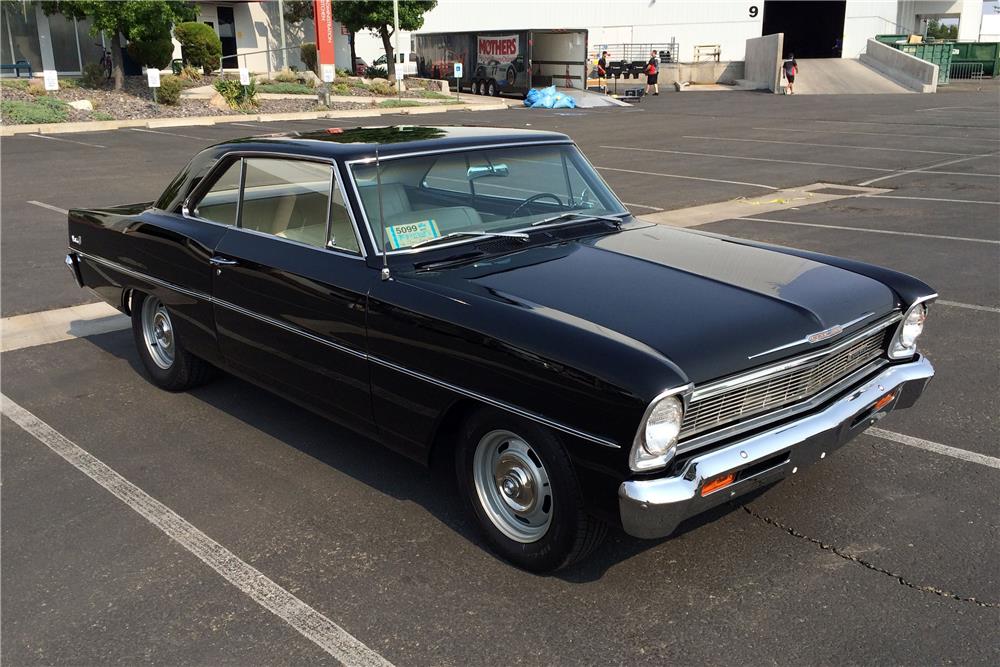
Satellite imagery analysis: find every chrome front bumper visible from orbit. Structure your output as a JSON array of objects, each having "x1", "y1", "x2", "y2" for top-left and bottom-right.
[{"x1": 619, "y1": 356, "x2": 934, "y2": 539}]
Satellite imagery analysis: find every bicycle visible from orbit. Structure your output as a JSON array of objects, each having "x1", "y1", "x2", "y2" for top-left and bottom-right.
[{"x1": 95, "y1": 43, "x2": 112, "y2": 80}]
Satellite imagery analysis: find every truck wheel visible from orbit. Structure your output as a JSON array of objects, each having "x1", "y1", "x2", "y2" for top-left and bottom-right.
[
  {"x1": 131, "y1": 292, "x2": 214, "y2": 391},
  {"x1": 473, "y1": 79, "x2": 483, "y2": 95},
  {"x1": 456, "y1": 408, "x2": 607, "y2": 572},
  {"x1": 487, "y1": 79, "x2": 498, "y2": 96}
]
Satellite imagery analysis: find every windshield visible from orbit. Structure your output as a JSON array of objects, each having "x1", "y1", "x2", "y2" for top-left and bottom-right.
[{"x1": 350, "y1": 144, "x2": 628, "y2": 252}]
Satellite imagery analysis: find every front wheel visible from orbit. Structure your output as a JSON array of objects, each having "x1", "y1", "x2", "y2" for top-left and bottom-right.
[
  {"x1": 456, "y1": 409, "x2": 607, "y2": 572},
  {"x1": 131, "y1": 292, "x2": 214, "y2": 391}
]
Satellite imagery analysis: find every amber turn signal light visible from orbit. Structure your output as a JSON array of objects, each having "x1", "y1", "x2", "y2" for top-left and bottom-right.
[
  {"x1": 701, "y1": 473, "x2": 736, "y2": 497},
  {"x1": 873, "y1": 391, "x2": 897, "y2": 412}
]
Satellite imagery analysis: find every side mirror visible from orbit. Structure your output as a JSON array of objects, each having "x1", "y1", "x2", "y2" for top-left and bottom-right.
[{"x1": 467, "y1": 163, "x2": 509, "y2": 180}]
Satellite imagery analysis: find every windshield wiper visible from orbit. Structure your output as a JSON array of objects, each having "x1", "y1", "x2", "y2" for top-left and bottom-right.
[
  {"x1": 410, "y1": 230, "x2": 530, "y2": 249},
  {"x1": 530, "y1": 211, "x2": 631, "y2": 228}
]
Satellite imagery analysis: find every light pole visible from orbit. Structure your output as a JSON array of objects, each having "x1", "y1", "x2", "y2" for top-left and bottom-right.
[{"x1": 393, "y1": 0, "x2": 401, "y2": 96}]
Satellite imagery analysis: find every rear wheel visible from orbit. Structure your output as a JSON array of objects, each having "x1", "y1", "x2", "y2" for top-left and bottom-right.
[
  {"x1": 131, "y1": 292, "x2": 214, "y2": 391},
  {"x1": 456, "y1": 408, "x2": 607, "y2": 572},
  {"x1": 487, "y1": 79, "x2": 499, "y2": 96}
]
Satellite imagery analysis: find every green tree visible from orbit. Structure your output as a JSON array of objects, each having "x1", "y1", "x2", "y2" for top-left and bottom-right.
[
  {"x1": 41, "y1": 1, "x2": 196, "y2": 90},
  {"x1": 331, "y1": 1, "x2": 436, "y2": 79},
  {"x1": 925, "y1": 18, "x2": 958, "y2": 40}
]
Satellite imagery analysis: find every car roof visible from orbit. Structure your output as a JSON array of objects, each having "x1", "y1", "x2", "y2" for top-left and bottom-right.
[{"x1": 208, "y1": 125, "x2": 572, "y2": 162}]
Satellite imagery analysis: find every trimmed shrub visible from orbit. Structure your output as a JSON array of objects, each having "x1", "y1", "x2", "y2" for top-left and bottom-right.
[
  {"x1": 27, "y1": 80, "x2": 48, "y2": 96},
  {"x1": 175, "y1": 22, "x2": 222, "y2": 73},
  {"x1": 91, "y1": 111, "x2": 115, "y2": 121},
  {"x1": 330, "y1": 83, "x2": 351, "y2": 95},
  {"x1": 214, "y1": 77, "x2": 259, "y2": 111},
  {"x1": 1, "y1": 97, "x2": 70, "y2": 124},
  {"x1": 300, "y1": 42, "x2": 317, "y2": 73},
  {"x1": 366, "y1": 65, "x2": 388, "y2": 79},
  {"x1": 273, "y1": 69, "x2": 300, "y2": 83},
  {"x1": 80, "y1": 62, "x2": 107, "y2": 88},
  {"x1": 377, "y1": 99, "x2": 422, "y2": 108},
  {"x1": 127, "y1": 38, "x2": 175, "y2": 69},
  {"x1": 156, "y1": 74, "x2": 184, "y2": 105}
]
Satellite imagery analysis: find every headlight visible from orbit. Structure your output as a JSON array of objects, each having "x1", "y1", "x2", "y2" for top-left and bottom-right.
[
  {"x1": 889, "y1": 302, "x2": 928, "y2": 359},
  {"x1": 630, "y1": 394, "x2": 685, "y2": 471}
]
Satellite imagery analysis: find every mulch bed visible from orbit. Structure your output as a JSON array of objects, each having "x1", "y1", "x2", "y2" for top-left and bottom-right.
[{"x1": 0, "y1": 75, "x2": 378, "y2": 124}]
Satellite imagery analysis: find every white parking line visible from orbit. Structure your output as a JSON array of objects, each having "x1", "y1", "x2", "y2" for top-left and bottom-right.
[
  {"x1": 682, "y1": 135, "x2": 978, "y2": 156},
  {"x1": 131, "y1": 127, "x2": 208, "y2": 141},
  {"x1": 27, "y1": 200, "x2": 69, "y2": 215},
  {"x1": 865, "y1": 194, "x2": 1000, "y2": 206},
  {"x1": 595, "y1": 166, "x2": 778, "y2": 190},
  {"x1": 857, "y1": 154, "x2": 996, "y2": 186},
  {"x1": 740, "y1": 217, "x2": 999, "y2": 245},
  {"x1": 599, "y1": 144, "x2": 896, "y2": 173},
  {"x1": 752, "y1": 127, "x2": 1000, "y2": 144},
  {"x1": 29, "y1": 133, "x2": 105, "y2": 148},
  {"x1": 815, "y1": 119, "x2": 1000, "y2": 132},
  {"x1": 937, "y1": 300, "x2": 1000, "y2": 314},
  {"x1": 868, "y1": 428, "x2": 1000, "y2": 470},
  {"x1": 916, "y1": 106, "x2": 998, "y2": 113},
  {"x1": 0, "y1": 395, "x2": 394, "y2": 667}
]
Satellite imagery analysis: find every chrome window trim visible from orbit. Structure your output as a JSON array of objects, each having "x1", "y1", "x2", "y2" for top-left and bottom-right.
[
  {"x1": 74, "y1": 250, "x2": 619, "y2": 450},
  {"x1": 690, "y1": 313, "x2": 902, "y2": 403},
  {"x1": 345, "y1": 140, "x2": 587, "y2": 257},
  {"x1": 182, "y1": 150, "x2": 368, "y2": 259},
  {"x1": 676, "y1": 357, "x2": 888, "y2": 455}
]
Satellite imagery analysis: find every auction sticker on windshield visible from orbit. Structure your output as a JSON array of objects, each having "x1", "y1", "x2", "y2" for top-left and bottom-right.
[{"x1": 387, "y1": 220, "x2": 441, "y2": 249}]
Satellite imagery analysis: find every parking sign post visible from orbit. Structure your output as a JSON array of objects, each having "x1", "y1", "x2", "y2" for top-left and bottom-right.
[{"x1": 454, "y1": 62, "x2": 463, "y2": 101}]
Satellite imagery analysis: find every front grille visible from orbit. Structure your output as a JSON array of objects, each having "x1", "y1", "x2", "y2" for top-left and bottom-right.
[{"x1": 680, "y1": 326, "x2": 889, "y2": 439}]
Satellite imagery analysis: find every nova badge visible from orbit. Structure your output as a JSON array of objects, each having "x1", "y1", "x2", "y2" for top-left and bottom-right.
[{"x1": 748, "y1": 312, "x2": 875, "y2": 360}]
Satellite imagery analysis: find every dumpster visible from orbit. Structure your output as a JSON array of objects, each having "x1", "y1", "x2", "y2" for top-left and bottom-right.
[
  {"x1": 950, "y1": 42, "x2": 1000, "y2": 77},
  {"x1": 897, "y1": 42, "x2": 953, "y2": 84}
]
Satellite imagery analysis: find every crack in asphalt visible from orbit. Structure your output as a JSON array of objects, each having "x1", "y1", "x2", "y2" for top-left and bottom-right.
[{"x1": 742, "y1": 505, "x2": 999, "y2": 609}]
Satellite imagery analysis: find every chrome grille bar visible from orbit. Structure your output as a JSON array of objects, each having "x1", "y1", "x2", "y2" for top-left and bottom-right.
[{"x1": 680, "y1": 318, "x2": 896, "y2": 439}]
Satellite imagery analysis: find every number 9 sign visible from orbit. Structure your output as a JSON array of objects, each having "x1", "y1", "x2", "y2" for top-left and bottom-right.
[{"x1": 749, "y1": 5, "x2": 759, "y2": 18}]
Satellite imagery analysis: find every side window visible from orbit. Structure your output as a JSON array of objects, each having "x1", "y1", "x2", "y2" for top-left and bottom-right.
[
  {"x1": 422, "y1": 153, "x2": 471, "y2": 194},
  {"x1": 240, "y1": 158, "x2": 332, "y2": 249},
  {"x1": 328, "y1": 182, "x2": 360, "y2": 253},
  {"x1": 195, "y1": 159, "x2": 242, "y2": 226}
]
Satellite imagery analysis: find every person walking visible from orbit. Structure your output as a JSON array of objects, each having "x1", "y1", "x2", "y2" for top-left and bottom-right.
[
  {"x1": 597, "y1": 50, "x2": 609, "y2": 89},
  {"x1": 782, "y1": 53, "x2": 798, "y2": 94},
  {"x1": 644, "y1": 49, "x2": 659, "y2": 96}
]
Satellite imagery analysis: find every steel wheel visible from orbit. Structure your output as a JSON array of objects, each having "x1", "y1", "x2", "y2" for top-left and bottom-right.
[
  {"x1": 472, "y1": 429, "x2": 553, "y2": 543},
  {"x1": 140, "y1": 296, "x2": 175, "y2": 370}
]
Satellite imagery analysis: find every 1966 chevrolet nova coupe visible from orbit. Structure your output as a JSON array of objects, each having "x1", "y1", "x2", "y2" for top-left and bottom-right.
[{"x1": 66, "y1": 126, "x2": 936, "y2": 571}]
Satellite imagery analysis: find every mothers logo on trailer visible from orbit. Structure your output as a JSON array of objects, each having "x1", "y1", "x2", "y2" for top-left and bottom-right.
[{"x1": 478, "y1": 35, "x2": 519, "y2": 63}]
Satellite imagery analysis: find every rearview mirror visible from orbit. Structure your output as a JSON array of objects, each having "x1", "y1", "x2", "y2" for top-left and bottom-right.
[{"x1": 467, "y1": 163, "x2": 509, "y2": 180}]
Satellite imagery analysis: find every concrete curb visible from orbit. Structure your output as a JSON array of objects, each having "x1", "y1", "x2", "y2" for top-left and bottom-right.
[{"x1": 0, "y1": 100, "x2": 508, "y2": 137}]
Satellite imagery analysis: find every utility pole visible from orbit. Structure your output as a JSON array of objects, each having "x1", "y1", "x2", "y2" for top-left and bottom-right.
[{"x1": 277, "y1": 0, "x2": 287, "y2": 69}]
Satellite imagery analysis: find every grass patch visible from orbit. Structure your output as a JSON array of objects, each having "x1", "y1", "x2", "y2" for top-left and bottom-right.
[
  {"x1": 416, "y1": 90, "x2": 452, "y2": 100},
  {"x1": 0, "y1": 79, "x2": 31, "y2": 91},
  {"x1": 377, "y1": 99, "x2": 423, "y2": 108},
  {"x1": 1, "y1": 96, "x2": 70, "y2": 124},
  {"x1": 91, "y1": 110, "x2": 115, "y2": 121},
  {"x1": 258, "y1": 81, "x2": 314, "y2": 95}
]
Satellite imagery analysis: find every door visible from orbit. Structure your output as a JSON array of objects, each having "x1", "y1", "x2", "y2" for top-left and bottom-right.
[
  {"x1": 201, "y1": 156, "x2": 377, "y2": 431},
  {"x1": 216, "y1": 6, "x2": 238, "y2": 68}
]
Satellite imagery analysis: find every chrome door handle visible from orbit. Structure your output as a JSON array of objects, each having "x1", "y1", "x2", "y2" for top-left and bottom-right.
[{"x1": 209, "y1": 256, "x2": 239, "y2": 266}]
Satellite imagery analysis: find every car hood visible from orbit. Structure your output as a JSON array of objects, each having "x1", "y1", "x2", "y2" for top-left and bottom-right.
[{"x1": 432, "y1": 224, "x2": 898, "y2": 384}]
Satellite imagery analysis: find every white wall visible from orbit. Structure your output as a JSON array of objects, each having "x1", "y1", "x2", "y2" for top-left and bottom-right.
[
  {"x1": 981, "y1": 14, "x2": 1000, "y2": 41},
  {"x1": 375, "y1": 0, "x2": 764, "y2": 64},
  {"x1": 843, "y1": 1, "x2": 902, "y2": 58}
]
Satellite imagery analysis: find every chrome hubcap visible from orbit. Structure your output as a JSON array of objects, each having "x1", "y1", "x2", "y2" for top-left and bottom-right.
[
  {"x1": 141, "y1": 297, "x2": 175, "y2": 370},
  {"x1": 473, "y1": 430, "x2": 552, "y2": 543}
]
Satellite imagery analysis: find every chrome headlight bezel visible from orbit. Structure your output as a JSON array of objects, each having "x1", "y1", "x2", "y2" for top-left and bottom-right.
[
  {"x1": 630, "y1": 385, "x2": 692, "y2": 472},
  {"x1": 888, "y1": 296, "x2": 935, "y2": 360}
]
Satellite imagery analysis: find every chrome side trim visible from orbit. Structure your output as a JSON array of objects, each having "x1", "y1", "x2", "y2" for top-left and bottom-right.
[
  {"x1": 691, "y1": 313, "x2": 901, "y2": 402},
  {"x1": 747, "y1": 311, "x2": 875, "y2": 360},
  {"x1": 74, "y1": 250, "x2": 619, "y2": 450}
]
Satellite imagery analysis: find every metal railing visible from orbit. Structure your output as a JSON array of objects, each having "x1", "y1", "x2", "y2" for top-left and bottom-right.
[{"x1": 949, "y1": 62, "x2": 986, "y2": 80}]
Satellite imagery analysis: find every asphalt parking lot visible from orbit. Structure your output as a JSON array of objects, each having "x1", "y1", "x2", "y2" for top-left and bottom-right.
[{"x1": 2, "y1": 87, "x2": 998, "y2": 664}]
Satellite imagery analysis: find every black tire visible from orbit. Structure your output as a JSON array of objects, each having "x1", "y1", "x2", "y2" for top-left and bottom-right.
[
  {"x1": 455, "y1": 408, "x2": 607, "y2": 572},
  {"x1": 131, "y1": 292, "x2": 214, "y2": 392},
  {"x1": 473, "y1": 79, "x2": 482, "y2": 95},
  {"x1": 487, "y1": 79, "x2": 499, "y2": 97}
]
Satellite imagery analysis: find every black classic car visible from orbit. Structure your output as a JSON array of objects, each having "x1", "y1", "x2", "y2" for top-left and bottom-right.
[{"x1": 65, "y1": 126, "x2": 936, "y2": 572}]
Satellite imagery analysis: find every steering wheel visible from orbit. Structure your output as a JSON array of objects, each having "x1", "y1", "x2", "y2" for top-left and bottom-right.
[{"x1": 508, "y1": 192, "x2": 564, "y2": 218}]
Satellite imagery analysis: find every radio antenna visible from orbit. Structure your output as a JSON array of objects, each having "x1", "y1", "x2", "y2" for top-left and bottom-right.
[{"x1": 375, "y1": 146, "x2": 390, "y2": 281}]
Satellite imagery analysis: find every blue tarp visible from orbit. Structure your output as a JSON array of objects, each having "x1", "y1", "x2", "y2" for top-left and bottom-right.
[{"x1": 523, "y1": 85, "x2": 576, "y2": 109}]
